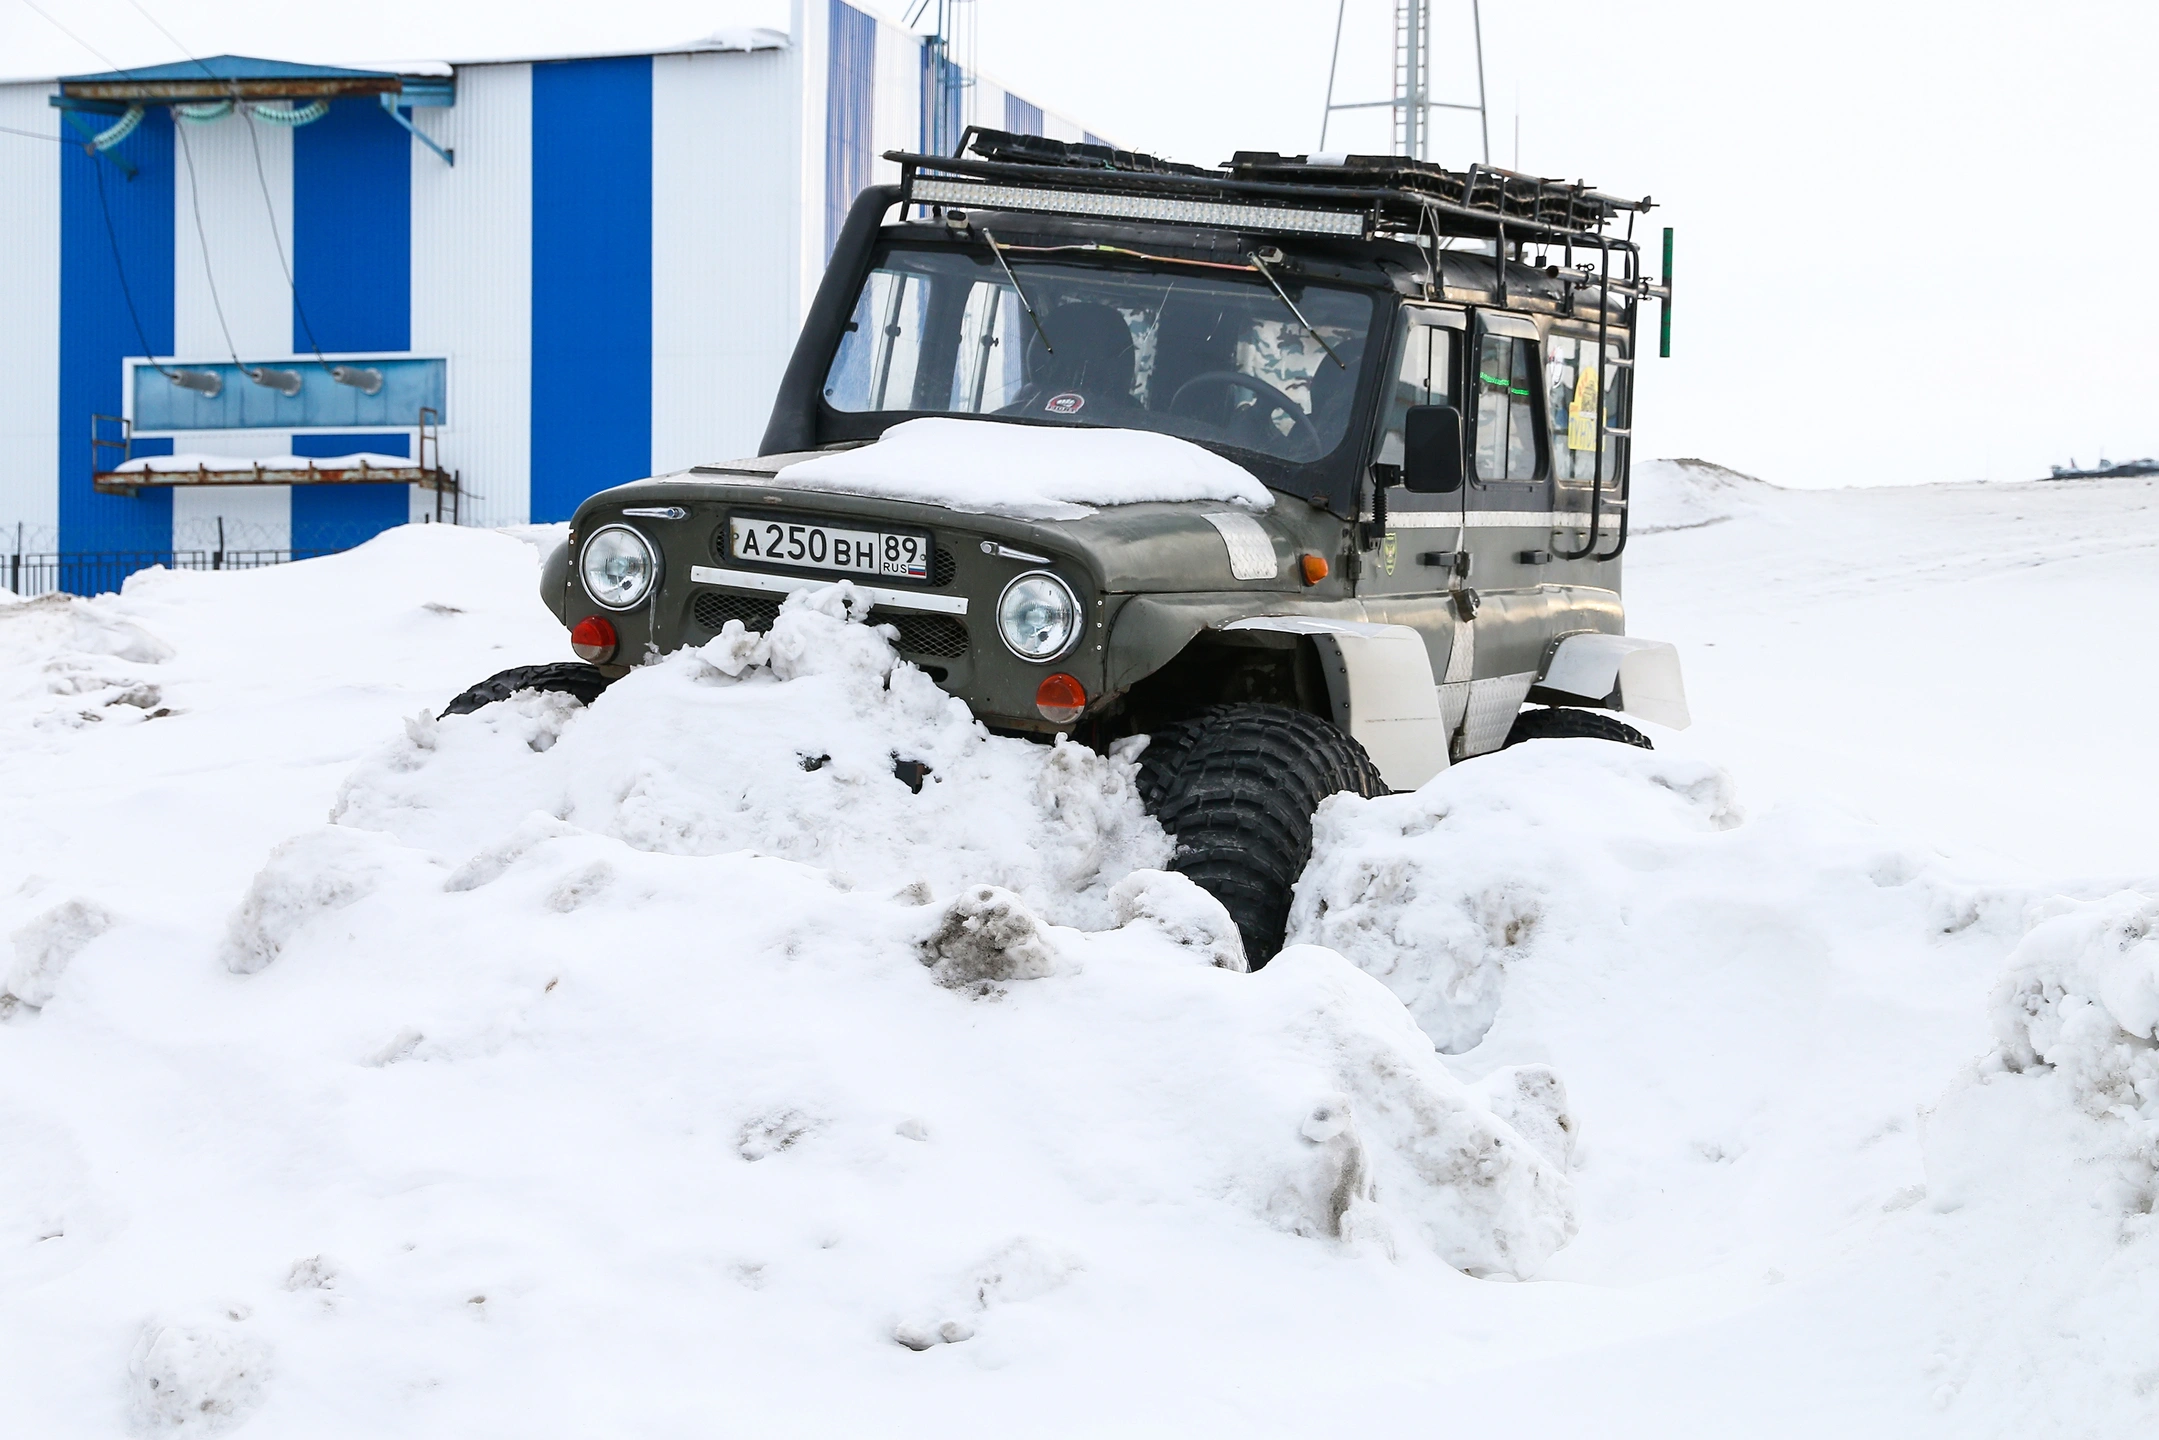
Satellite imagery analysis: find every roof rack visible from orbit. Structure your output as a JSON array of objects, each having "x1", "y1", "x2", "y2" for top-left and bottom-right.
[{"x1": 888, "y1": 127, "x2": 1652, "y2": 250}]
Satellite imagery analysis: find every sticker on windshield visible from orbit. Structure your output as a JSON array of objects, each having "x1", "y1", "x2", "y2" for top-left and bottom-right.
[{"x1": 1043, "y1": 392, "x2": 1086, "y2": 415}]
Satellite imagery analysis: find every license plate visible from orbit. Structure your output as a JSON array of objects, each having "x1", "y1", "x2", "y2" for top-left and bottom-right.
[{"x1": 727, "y1": 516, "x2": 932, "y2": 581}]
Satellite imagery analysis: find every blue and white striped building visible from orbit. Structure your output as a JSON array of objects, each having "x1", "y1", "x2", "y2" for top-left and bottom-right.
[{"x1": 0, "y1": 2, "x2": 1095, "y2": 569}]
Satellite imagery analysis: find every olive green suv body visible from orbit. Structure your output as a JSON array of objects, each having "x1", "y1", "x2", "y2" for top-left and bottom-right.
[{"x1": 508, "y1": 130, "x2": 1687, "y2": 954}]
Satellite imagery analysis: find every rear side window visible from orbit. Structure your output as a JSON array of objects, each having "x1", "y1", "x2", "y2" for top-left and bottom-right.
[
  {"x1": 1545, "y1": 335, "x2": 1629, "y2": 484},
  {"x1": 1474, "y1": 333, "x2": 1540, "y2": 481}
]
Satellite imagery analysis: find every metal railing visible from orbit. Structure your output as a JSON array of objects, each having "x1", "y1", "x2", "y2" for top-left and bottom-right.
[{"x1": 5, "y1": 547, "x2": 343, "y2": 599}]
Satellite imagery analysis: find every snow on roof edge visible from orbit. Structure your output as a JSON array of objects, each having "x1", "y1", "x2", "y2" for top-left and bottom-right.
[{"x1": 0, "y1": 29, "x2": 787, "y2": 89}]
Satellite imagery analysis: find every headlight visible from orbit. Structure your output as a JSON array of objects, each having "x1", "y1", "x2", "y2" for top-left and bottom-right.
[
  {"x1": 580, "y1": 524, "x2": 659, "y2": 610},
  {"x1": 996, "y1": 571, "x2": 1081, "y2": 662}
]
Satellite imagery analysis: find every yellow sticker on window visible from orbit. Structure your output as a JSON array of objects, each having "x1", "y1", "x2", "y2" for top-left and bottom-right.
[{"x1": 1567, "y1": 364, "x2": 1601, "y2": 451}]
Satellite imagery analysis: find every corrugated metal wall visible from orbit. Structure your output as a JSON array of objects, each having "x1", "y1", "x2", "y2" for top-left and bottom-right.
[
  {"x1": 169, "y1": 110, "x2": 294, "y2": 552},
  {"x1": 1003, "y1": 93, "x2": 1042, "y2": 138},
  {"x1": 409, "y1": 63, "x2": 532, "y2": 530},
  {"x1": 652, "y1": 48, "x2": 802, "y2": 473},
  {"x1": 825, "y1": 0, "x2": 877, "y2": 260},
  {"x1": 60, "y1": 104, "x2": 174, "y2": 554},
  {"x1": 0, "y1": 83, "x2": 60, "y2": 550},
  {"x1": 529, "y1": 57, "x2": 654, "y2": 523}
]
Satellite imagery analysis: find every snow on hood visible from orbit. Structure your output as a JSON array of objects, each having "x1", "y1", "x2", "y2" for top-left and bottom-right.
[{"x1": 776, "y1": 418, "x2": 1275, "y2": 521}]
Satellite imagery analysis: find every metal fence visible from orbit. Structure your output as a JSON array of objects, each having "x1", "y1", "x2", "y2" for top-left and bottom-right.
[{"x1": 5, "y1": 548, "x2": 344, "y2": 599}]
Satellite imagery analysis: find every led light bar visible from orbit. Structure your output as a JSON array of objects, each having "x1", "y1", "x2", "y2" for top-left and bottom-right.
[{"x1": 909, "y1": 176, "x2": 1367, "y2": 238}]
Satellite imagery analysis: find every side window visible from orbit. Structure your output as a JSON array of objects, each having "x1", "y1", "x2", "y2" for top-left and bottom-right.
[
  {"x1": 1473, "y1": 332, "x2": 1540, "y2": 482},
  {"x1": 1546, "y1": 335, "x2": 1629, "y2": 484},
  {"x1": 825, "y1": 268, "x2": 932, "y2": 412},
  {"x1": 1376, "y1": 319, "x2": 1455, "y2": 466}
]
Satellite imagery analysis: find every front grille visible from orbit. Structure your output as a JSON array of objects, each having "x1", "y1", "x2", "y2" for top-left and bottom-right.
[
  {"x1": 931, "y1": 546, "x2": 957, "y2": 586},
  {"x1": 692, "y1": 591, "x2": 782, "y2": 633},
  {"x1": 874, "y1": 610, "x2": 970, "y2": 657},
  {"x1": 691, "y1": 588, "x2": 969, "y2": 658}
]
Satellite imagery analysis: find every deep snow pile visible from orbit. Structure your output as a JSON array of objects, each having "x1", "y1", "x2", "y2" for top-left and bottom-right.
[{"x1": 5, "y1": 512, "x2": 2159, "y2": 1436}]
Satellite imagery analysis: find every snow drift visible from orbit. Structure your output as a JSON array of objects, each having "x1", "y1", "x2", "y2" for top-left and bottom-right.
[{"x1": 6, "y1": 507, "x2": 2159, "y2": 1436}]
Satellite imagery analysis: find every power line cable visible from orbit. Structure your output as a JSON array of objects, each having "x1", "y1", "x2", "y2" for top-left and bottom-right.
[
  {"x1": 171, "y1": 118, "x2": 244, "y2": 367},
  {"x1": 239, "y1": 103, "x2": 336, "y2": 374},
  {"x1": 89, "y1": 156, "x2": 174, "y2": 379},
  {"x1": 0, "y1": 123, "x2": 65, "y2": 142},
  {"x1": 15, "y1": 0, "x2": 132, "y2": 74}
]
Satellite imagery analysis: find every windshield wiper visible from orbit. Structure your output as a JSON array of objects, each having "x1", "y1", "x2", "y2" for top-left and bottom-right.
[
  {"x1": 1249, "y1": 246, "x2": 1346, "y2": 371},
  {"x1": 975, "y1": 226, "x2": 1053, "y2": 356}
]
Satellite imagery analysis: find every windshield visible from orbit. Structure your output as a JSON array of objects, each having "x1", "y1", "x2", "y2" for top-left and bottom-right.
[{"x1": 821, "y1": 244, "x2": 1379, "y2": 469}]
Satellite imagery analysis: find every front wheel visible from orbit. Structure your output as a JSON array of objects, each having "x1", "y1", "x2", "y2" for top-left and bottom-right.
[
  {"x1": 439, "y1": 662, "x2": 615, "y2": 718},
  {"x1": 1136, "y1": 704, "x2": 1387, "y2": 966}
]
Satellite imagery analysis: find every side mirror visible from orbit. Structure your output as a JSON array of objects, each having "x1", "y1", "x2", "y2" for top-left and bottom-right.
[{"x1": 1402, "y1": 405, "x2": 1465, "y2": 494}]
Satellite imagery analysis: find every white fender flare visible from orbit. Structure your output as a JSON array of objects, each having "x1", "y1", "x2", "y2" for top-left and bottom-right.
[
  {"x1": 1538, "y1": 632, "x2": 1692, "y2": 730},
  {"x1": 1218, "y1": 616, "x2": 1448, "y2": 790}
]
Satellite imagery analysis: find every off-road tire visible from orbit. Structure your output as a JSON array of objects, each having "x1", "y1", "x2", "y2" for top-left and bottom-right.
[
  {"x1": 1137, "y1": 704, "x2": 1387, "y2": 967},
  {"x1": 439, "y1": 662, "x2": 614, "y2": 718},
  {"x1": 1504, "y1": 705, "x2": 1652, "y2": 749}
]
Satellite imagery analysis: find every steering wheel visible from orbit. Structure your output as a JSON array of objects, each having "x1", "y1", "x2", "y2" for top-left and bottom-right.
[{"x1": 1167, "y1": 370, "x2": 1322, "y2": 455}]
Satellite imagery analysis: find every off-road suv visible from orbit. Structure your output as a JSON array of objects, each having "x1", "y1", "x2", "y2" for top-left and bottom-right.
[{"x1": 447, "y1": 129, "x2": 1688, "y2": 961}]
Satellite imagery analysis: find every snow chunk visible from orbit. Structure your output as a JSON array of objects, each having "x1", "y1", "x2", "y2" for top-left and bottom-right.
[
  {"x1": 1991, "y1": 894, "x2": 2159, "y2": 1206},
  {"x1": 1476, "y1": 1064, "x2": 1576, "y2": 1171},
  {"x1": 777, "y1": 418, "x2": 1274, "y2": 521},
  {"x1": 919, "y1": 885, "x2": 1060, "y2": 989},
  {"x1": 1291, "y1": 742, "x2": 1744, "y2": 1052},
  {"x1": 128, "y1": 1317, "x2": 270, "y2": 1432},
  {"x1": 220, "y1": 828, "x2": 403, "y2": 976},
  {"x1": 1249, "y1": 948, "x2": 1577, "y2": 1275},
  {"x1": 5, "y1": 898, "x2": 113, "y2": 1008},
  {"x1": 1110, "y1": 868, "x2": 1247, "y2": 971}
]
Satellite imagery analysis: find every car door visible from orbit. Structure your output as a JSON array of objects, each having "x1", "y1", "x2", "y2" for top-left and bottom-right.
[
  {"x1": 1355, "y1": 304, "x2": 1469, "y2": 693},
  {"x1": 1449, "y1": 309, "x2": 1556, "y2": 754}
]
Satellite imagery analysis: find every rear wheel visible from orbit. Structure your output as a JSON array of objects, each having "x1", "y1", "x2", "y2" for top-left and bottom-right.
[
  {"x1": 440, "y1": 662, "x2": 614, "y2": 718},
  {"x1": 1137, "y1": 704, "x2": 1387, "y2": 966},
  {"x1": 1504, "y1": 705, "x2": 1652, "y2": 749}
]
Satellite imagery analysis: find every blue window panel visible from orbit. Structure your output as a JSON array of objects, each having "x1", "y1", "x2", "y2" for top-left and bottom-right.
[
  {"x1": 293, "y1": 98, "x2": 412, "y2": 354},
  {"x1": 530, "y1": 57, "x2": 653, "y2": 523},
  {"x1": 132, "y1": 356, "x2": 446, "y2": 431},
  {"x1": 826, "y1": 0, "x2": 877, "y2": 259},
  {"x1": 290, "y1": 432, "x2": 410, "y2": 553},
  {"x1": 59, "y1": 108, "x2": 175, "y2": 557},
  {"x1": 1004, "y1": 94, "x2": 1043, "y2": 138},
  {"x1": 1083, "y1": 132, "x2": 1110, "y2": 149}
]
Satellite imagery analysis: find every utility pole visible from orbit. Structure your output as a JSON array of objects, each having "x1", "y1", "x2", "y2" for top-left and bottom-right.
[{"x1": 1321, "y1": 0, "x2": 1489, "y2": 164}]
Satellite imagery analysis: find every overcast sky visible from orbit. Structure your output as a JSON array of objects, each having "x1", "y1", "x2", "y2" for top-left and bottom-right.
[{"x1": 9, "y1": 0, "x2": 2154, "y2": 486}]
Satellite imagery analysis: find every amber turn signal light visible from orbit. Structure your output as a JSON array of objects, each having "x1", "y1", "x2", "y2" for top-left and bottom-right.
[
  {"x1": 1299, "y1": 553, "x2": 1329, "y2": 585},
  {"x1": 569, "y1": 614, "x2": 618, "y2": 663},
  {"x1": 1035, "y1": 672, "x2": 1087, "y2": 724}
]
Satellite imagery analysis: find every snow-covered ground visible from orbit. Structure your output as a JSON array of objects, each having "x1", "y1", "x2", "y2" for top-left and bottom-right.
[{"x1": 2, "y1": 469, "x2": 2155, "y2": 1436}]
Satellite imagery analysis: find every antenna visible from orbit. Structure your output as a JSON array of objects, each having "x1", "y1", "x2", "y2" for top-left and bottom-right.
[{"x1": 1321, "y1": 0, "x2": 1489, "y2": 164}]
